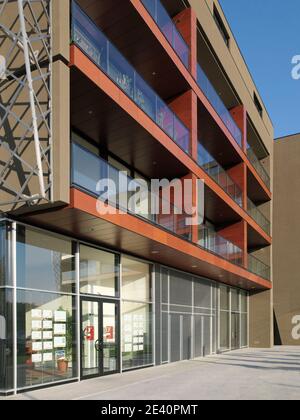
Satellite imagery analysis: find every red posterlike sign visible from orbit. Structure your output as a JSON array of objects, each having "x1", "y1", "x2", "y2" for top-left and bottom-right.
[
  {"x1": 105, "y1": 326, "x2": 114, "y2": 340},
  {"x1": 84, "y1": 326, "x2": 95, "y2": 341}
]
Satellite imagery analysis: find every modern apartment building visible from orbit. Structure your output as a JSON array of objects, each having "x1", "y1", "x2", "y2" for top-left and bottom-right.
[
  {"x1": 274, "y1": 133, "x2": 300, "y2": 346},
  {"x1": 0, "y1": 0, "x2": 273, "y2": 395}
]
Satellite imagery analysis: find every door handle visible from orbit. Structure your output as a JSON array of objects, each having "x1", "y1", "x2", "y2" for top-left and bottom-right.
[{"x1": 95, "y1": 339, "x2": 103, "y2": 352}]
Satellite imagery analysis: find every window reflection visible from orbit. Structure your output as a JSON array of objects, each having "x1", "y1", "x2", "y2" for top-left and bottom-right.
[
  {"x1": 122, "y1": 257, "x2": 151, "y2": 302},
  {"x1": 17, "y1": 226, "x2": 75, "y2": 293},
  {"x1": 80, "y1": 245, "x2": 119, "y2": 297}
]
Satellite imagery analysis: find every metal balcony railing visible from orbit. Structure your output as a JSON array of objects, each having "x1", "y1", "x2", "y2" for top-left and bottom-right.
[
  {"x1": 71, "y1": 1, "x2": 190, "y2": 154},
  {"x1": 197, "y1": 64, "x2": 243, "y2": 148},
  {"x1": 73, "y1": 141, "x2": 271, "y2": 280},
  {"x1": 198, "y1": 225, "x2": 244, "y2": 267},
  {"x1": 198, "y1": 142, "x2": 243, "y2": 207},
  {"x1": 141, "y1": 0, "x2": 190, "y2": 68},
  {"x1": 246, "y1": 144, "x2": 270, "y2": 189},
  {"x1": 247, "y1": 198, "x2": 271, "y2": 236},
  {"x1": 72, "y1": 142, "x2": 192, "y2": 241},
  {"x1": 248, "y1": 253, "x2": 270, "y2": 281}
]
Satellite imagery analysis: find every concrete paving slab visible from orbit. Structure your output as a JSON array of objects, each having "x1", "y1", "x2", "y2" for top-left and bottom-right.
[{"x1": 2, "y1": 347, "x2": 300, "y2": 401}]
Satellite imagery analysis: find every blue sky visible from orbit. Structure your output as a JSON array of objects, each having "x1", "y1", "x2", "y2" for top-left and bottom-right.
[{"x1": 219, "y1": 0, "x2": 300, "y2": 138}]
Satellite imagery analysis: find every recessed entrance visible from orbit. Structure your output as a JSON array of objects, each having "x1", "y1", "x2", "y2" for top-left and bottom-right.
[{"x1": 81, "y1": 298, "x2": 120, "y2": 379}]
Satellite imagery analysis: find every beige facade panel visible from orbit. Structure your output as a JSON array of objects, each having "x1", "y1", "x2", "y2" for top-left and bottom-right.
[
  {"x1": 249, "y1": 289, "x2": 274, "y2": 348},
  {"x1": 52, "y1": 0, "x2": 70, "y2": 61},
  {"x1": 52, "y1": 60, "x2": 70, "y2": 205},
  {"x1": 274, "y1": 134, "x2": 300, "y2": 345}
]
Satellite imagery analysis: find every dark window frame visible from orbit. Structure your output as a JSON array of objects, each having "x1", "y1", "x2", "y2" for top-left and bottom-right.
[
  {"x1": 254, "y1": 92, "x2": 263, "y2": 118},
  {"x1": 213, "y1": 5, "x2": 230, "y2": 47}
]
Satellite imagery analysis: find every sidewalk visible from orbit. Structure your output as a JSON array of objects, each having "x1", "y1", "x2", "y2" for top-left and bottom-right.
[{"x1": 2, "y1": 347, "x2": 300, "y2": 400}]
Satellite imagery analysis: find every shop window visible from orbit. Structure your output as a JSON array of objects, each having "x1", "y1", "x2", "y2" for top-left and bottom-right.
[
  {"x1": 0, "y1": 289, "x2": 13, "y2": 392},
  {"x1": 122, "y1": 301, "x2": 153, "y2": 370},
  {"x1": 220, "y1": 286, "x2": 230, "y2": 311},
  {"x1": 122, "y1": 257, "x2": 152, "y2": 302},
  {"x1": 17, "y1": 290, "x2": 77, "y2": 389},
  {"x1": 17, "y1": 226, "x2": 75, "y2": 294},
  {"x1": 80, "y1": 245, "x2": 119, "y2": 297}
]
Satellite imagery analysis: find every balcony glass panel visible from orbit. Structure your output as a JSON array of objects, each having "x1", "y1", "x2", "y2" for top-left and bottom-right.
[
  {"x1": 247, "y1": 198, "x2": 270, "y2": 235},
  {"x1": 72, "y1": 143, "x2": 270, "y2": 280},
  {"x1": 108, "y1": 43, "x2": 134, "y2": 98},
  {"x1": 141, "y1": 0, "x2": 189, "y2": 68},
  {"x1": 134, "y1": 73, "x2": 156, "y2": 120},
  {"x1": 198, "y1": 142, "x2": 243, "y2": 207},
  {"x1": 247, "y1": 144, "x2": 270, "y2": 189},
  {"x1": 72, "y1": 1, "x2": 190, "y2": 154},
  {"x1": 72, "y1": 143, "x2": 192, "y2": 241},
  {"x1": 248, "y1": 254, "x2": 270, "y2": 281},
  {"x1": 156, "y1": 97, "x2": 174, "y2": 139},
  {"x1": 197, "y1": 64, "x2": 242, "y2": 148},
  {"x1": 198, "y1": 226, "x2": 244, "y2": 267}
]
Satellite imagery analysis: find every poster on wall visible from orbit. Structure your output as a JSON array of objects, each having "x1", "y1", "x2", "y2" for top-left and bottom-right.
[
  {"x1": 54, "y1": 337, "x2": 66, "y2": 348},
  {"x1": 32, "y1": 331, "x2": 42, "y2": 340},
  {"x1": 54, "y1": 311, "x2": 67, "y2": 322},
  {"x1": 32, "y1": 342, "x2": 43, "y2": 352},
  {"x1": 43, "y1": 320, "x2": 53, "y2": 330},
  {"x1": 55, "y1": 350, "x2": 65, "y2": 360},
  {"x1": 31, "y1": 309, "x2": 42, "y2": 319},
  {"x1": 124, "y1": 344, "x2": 132, "y2": 352},
  {"x1": 54, "y1": 323, "x2": 66, "y2": 335},
  {"x1": 32, "y1": 320, "x2": 42, "y2": 330},
  {"x1": 43, "y1": 353, "x2": 53, "y2": 362},
  {"x1": 43, "y1": 331, "x2": 53, "y2": 340},
  {"x1": 32, "y1": 354, "x2": 42, "y2": 363},
  {"x1": 43, "y1": 310, "x2": 53, "y2": 319},
  {"x1": 43, "y1": 341, "x2": 53, "y2": 350}
]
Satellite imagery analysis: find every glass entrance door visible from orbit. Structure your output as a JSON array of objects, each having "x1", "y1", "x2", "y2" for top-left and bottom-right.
[
  {"x1": 81, "y1": 298, "x2": 119, "y2": 379},
  {"x1": 231, "y1": 313, "x2": 240, "y2": 350}
]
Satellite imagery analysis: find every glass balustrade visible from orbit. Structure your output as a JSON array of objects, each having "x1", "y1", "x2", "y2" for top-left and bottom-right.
[
  {"x1": 247, "y1": 198, "x2": 271, "y2": 235},
  {"x1": 72, "y1": 142, "x2": 192, "y2": 241},
  {"x1": 248, "y1": 253, "x2": 270, "y2": 281},
  {"x1": 72, "y1": 143, "x2": 270, "y2": 279},
  {"x1": 141, "y1": 0, "x2": 190, "y2": 68},
  {"x1": 198, "y1": 226, "x2": 244, "y2": 267},
  {"x1": 197, "y1": 64, "x2": 242, "y2": 148},
  {"x1": 198, "y1": 142, "x2": 243, "y2": 207},
  {"x1": 246, "y1": 144, "x2": 270, "y2": 189},
  {"x1": 71, "y1": 1, "x2": 190, "y2": 154}
]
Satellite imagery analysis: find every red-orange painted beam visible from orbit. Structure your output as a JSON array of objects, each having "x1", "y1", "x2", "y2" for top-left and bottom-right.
[
  {"x1": 70, "y1": 187, "x2": 272, "y2": 290},
  {"x1": 169, "y1": 90, "x2": 198, "y2": 161},
  {"x1": 173, "y1": 8, "x2": 197, "y2": 79}
]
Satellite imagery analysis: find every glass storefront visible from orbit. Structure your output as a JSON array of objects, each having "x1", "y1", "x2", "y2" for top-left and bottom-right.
[
  {"x1": 122, "y1": 257, "x2": 153, "y2": 370},
  {"x1": 0, "y1": 220, "x2": 249, "y2": 394},
  {"x1": 0, "y1": 288, "x2": 13, "y2": 392},
  {"x1": 219, "y1": 286, "x2": 249, "y2": 352},
  {"x1": 17, "y1": 290, "x2": 77, "y2": 389}
]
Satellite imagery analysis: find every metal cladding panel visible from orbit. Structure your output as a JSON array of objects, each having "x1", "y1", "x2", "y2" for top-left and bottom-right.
[{"x1": 0, "y1": 0, "x2": 52, "y2": 211}]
